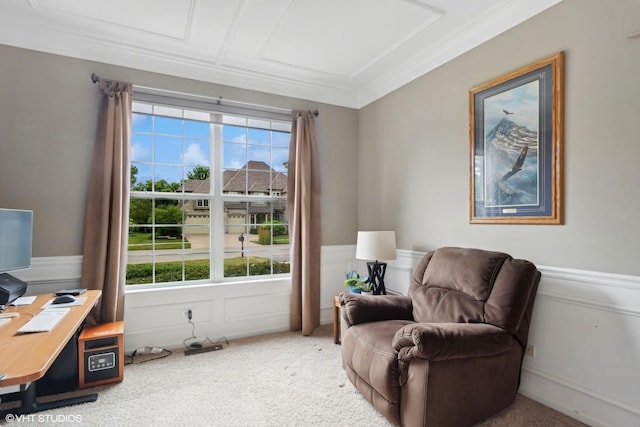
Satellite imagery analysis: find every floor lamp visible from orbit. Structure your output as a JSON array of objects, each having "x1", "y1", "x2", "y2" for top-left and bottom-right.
[{"x1": 355, "y1": 231, "x2": 397, "y2": 295}]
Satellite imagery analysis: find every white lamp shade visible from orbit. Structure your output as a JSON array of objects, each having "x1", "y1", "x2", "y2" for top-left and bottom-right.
[{"x1": 355, "y1": 231, "x2": 397, "y2": 261}]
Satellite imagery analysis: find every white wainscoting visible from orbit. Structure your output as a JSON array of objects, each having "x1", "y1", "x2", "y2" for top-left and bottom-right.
[
  {"x1": 15, "y1": 249, "x2": 351, "y2": 352},
  {"x1": 520, "y1": 267, "x2": 640, "y2": 427},
  {"x1": 16, "y1": 259, "x2": 294, "y2": 351},
  {"x1": 14, "y1": 248, "x2": 640, "y2": 427}
]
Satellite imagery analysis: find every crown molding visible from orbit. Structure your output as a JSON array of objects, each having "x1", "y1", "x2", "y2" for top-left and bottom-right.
[
  {"x1": 356, "y1": 0, "x2": 563, "y2": 107},
  {"x1": 0, "y1": 0, "x2": 562, "y2": 109}
]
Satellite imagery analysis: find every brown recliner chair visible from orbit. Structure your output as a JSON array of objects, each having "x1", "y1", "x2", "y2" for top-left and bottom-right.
[{"x1": 340, "y1": 247, "x2": 540, "y2": 427}]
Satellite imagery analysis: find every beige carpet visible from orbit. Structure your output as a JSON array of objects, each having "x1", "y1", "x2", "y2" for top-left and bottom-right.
[{"x1": 0, "y1": 325, "x2": 586, "y2": 427}]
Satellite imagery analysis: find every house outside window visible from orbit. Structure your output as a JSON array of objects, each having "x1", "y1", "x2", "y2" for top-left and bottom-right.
[{"x1": 127, "y1": 98, "x2": 291, "y2": 287}]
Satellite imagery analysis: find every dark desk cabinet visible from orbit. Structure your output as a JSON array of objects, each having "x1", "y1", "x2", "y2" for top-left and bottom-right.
[{"x1": 36, "y1": 328, "x2": 80, "y2": 396}]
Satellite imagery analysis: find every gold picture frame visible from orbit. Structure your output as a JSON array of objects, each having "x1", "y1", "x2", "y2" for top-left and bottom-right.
[{"x1": 469, "y1": 52, "x2": 564, "y2": 224}]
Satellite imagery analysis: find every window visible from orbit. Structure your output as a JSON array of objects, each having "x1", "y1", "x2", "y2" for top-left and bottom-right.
[{"x1": 127, "y1": 99, "x2": 291, "y2": 286}]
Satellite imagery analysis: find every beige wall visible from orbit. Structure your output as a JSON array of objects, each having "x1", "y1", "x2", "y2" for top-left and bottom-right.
[
  {"x1": 358, "y1": 0, "x2": 640, "y2": 275},
  {"x1": 0, "y1": 46, "x2": 359, "y2": 255},
  {"x1": 2, "y1": 0, "x2": 638, "y2": 276}
]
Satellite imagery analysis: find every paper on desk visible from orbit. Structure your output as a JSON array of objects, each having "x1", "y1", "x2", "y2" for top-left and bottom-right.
[
  {"x1": 10, "y1": 296, "x2": 37, "y2": 306},
  {"x1": 41, "y1": 296, "x2": 87, "y2": 309}
]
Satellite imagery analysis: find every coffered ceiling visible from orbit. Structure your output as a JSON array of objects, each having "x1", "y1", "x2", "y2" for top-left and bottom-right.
[{"x1": 0, "y1": 0, "x2": 561, "y2": 108}]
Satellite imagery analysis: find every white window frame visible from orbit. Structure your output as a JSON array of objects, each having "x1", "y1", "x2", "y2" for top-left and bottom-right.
[{"x1": 127, "y1": 93, "x2": 292, "y2": 288}]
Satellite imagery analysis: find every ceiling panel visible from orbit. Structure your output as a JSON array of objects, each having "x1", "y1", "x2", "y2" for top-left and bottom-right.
[
  {"x1": 216, "y1": 0, "x2": 293, "y2": 62},
  {"x1": 0, "y1": 0, "x2": 564, "y2": 108},
  {"x1": 187, "y1": 0, "x2": 244, "y2": 54},
  {"x1": 260, "y1": 0, "x2": 441, "y2": 77},
  {"x1": 33, "y1": 0, "x2": 195, "y2": 40}
]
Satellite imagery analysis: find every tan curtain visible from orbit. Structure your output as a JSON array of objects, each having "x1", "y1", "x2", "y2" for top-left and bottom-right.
[
  {"x1": 81, "y1": 77, "x2": 132, "y2": 323},
  {"x1": 288, "y1": 110, "x2": 321, "y2": 335}
]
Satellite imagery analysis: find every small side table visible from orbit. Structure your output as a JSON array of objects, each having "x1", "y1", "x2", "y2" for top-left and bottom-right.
[{"x1": 333, "y1": 295, "x2": 341, "y2": 344}]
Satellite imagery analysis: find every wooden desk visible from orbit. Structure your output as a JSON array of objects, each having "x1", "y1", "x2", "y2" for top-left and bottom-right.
[{"x1": 0, "y1": 290, "x2": 101, "y2": 415}]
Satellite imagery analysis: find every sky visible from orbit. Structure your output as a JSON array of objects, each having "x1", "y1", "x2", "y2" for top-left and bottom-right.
[
  {"x1": 131, "y1": 112, "x2": 290, "y2": 186},
  {"x1": 484, "y1": 80, "x2": 539, "y2": 136}
]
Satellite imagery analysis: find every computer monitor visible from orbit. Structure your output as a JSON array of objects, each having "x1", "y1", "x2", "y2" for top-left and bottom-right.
[{"x1": 0, "y1": 208, "x2": 32, "y2": 306}]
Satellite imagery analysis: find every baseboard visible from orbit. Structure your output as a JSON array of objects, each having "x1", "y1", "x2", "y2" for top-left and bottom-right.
[{"x1": 520, "y1": 366, "x2": 639, "y2": 427}]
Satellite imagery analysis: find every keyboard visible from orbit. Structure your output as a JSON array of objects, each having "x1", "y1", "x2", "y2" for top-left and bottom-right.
[{"x1": 17, "y1": 308, "x2": 70, "y2": 333}]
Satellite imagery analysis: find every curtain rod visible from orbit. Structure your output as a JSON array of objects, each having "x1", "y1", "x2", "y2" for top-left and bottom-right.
[{"x1": 91, "y1": 73, "x2": 318, "y2": 117}]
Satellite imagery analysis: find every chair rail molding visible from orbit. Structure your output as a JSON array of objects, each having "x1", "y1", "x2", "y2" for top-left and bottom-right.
[{"x1": 11, "y1": 256, "x2": 82, "y2": 283}]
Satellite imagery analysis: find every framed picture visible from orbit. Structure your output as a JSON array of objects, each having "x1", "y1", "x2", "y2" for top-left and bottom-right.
[{"x1": 469, "y1": 52, "x2": 564, "y2": 224}]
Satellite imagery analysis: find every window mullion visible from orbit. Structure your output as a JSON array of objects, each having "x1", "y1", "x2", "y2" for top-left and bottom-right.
[{"x1": 211, "y1": 120, "x2": 224, "y2": 282}]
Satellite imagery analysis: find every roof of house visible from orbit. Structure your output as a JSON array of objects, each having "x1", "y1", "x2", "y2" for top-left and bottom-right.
[
  {"x1": 179, "y1": 161, "x2": 287, "y2": 194},
  {"x1": 180, "y1": 179, "x2": 209, "y2": 193}
]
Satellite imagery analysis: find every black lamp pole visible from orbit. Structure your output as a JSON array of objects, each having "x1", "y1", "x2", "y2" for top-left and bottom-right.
[{"x1": 238, "y1": 233, "x2": 245, "y2": 257}]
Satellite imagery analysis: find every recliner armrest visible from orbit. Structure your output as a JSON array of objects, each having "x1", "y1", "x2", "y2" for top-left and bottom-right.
[
  {"x1": 392, "y1": 322, "x2": 512, "y2": 363},
  {"x1": 340, "y1": 293, "x2": 413, "y2": 327}
]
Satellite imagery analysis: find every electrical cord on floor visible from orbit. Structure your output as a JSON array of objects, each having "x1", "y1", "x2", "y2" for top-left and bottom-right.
[
  {"x1": 124, "y1": 346, "x2": 172, "y2": 365},
  {"x1": 183, "y1": 317, "x2": 229, "y2": 351}
]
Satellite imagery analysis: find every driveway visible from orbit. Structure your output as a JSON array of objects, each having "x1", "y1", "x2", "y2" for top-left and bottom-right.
[{"x1": 127, "y1": 232, "x2": 290, "y2": 264}]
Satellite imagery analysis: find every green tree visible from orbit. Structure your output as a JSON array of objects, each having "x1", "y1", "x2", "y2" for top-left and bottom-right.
[
  {"x1": 132, "y1": 179, "x2": 151, "y2": 192},
  {"x1": 132, "y1": 179, "x2": 181, "y2": 194},
  {"x1": 260, "y1": 219, "x2": 287, "y2": 236},
  {"x1": 187, "y1": 165, "x2": 210, "y2": 180},
  {"x1": 155, "y1": 179, "x2": 181, "y2": 194},
  {"x1": 154, "y1": 205, "x2": 183, "y2": 237},
  {"x1": 129, "y1": 166, "x2": 151, "y2": 231},
  {"x1": 131, "y1": 165, "x2": 139, "y2": 186},
  {"x1": 129, "y1": 169, "x2": 181, "y2": 231},
  {"x1": 129, "y1": 199, "x2": 152, "y2": 230}
]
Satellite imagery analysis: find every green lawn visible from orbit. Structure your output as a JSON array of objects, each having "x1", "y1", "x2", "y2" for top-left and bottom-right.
[
  {"x1": 128, "y1": 232, "x2": 191, "y2": 251},
  {"x1": 251, "y1": 236, "x2": 289, "y2": 245},
  {"x1": 126, "y1": 232, "x2": 290, "y2": 284}
]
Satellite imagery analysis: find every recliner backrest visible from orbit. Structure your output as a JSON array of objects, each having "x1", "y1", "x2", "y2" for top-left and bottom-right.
[{"x1": 408, "y1": 247, "x2": 539, "y2": 334}]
